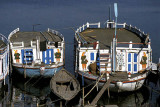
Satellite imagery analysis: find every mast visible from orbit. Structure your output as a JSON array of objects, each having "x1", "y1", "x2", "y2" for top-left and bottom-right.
[{"x1": 113, "y1": 3, "x2": 118, "y2": 72}]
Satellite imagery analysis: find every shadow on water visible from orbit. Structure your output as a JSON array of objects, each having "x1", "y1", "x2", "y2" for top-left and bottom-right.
[
  {"x1": 9, "y1": 71, "x2": 81, "y2": 107},
  {"x1": 0, "y1": 72, "x2": 158, "y2": 106}
]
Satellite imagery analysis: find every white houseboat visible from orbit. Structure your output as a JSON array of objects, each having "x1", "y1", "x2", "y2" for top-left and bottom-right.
[
  {"x1": 8, "y1": 28, "x2": 65, "y2": 78},
  {"x1": 0, "y1": 33, "x2": 9, "y2": 83},
  {"x1": 74, "y1": 20, "x2": 152, "y2": 92}
]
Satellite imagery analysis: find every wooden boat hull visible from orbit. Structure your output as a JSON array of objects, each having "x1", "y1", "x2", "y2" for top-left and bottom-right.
[
  {"x1": 13, "y1": 65, "x2": 63, "y2": 78},
  {"x1": 50, "y1": 68, "x2": 80, "y2": 101},
  {"x1": 77, "y1": 70, "x2": 147, "y2": 92}
]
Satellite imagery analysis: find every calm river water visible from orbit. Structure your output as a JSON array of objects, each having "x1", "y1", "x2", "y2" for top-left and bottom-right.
[{"x1": 0, "y1": 0, "x2": 160, "y2": 106}]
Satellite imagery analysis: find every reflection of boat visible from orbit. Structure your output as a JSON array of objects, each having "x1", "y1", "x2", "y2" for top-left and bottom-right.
[
  {"x1": 0, "y1": 83, "x2": 10, "y2": 107},
  {"x1": 12, "y1": 76, "x2": 51, "y2": 98},
  {"x1": 8, "y1": 28, "x2": 65, "y2": 78},
  {"x1": 50, "y1": 68, "x2": 80, "y2": 101},
  {"x1": 0, "y1": 33, "x2": 9, "y2": 82},
  {"x1": 96, "y1": 87, "x2": 150, "y2": 106},
  {"x1": 11, "y1": 77, "x2": 52, "y2": 106},
  {"x1": 74, "y1": 4, "x2": 152, "y2": 92}
]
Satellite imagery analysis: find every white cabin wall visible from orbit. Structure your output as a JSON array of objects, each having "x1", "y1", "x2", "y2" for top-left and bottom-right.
[
  {"x1": 117, "y1": 47, "x2": 150, "y2": 73},
  {"x1": 139, "y1": 50, "x2": 149, "y2": 70},
  {"x1": 0, "y1": 59, "x2": 2, "y2": 76},
  {"x1": 54, "y1": 48, "x2": 63, "y2": 63},
  {"x1": 32, "y1": 48, "x2": 37, "y2": 62},
  {"x1": 116, "y1": 50, "x2": 126, "y2": 71},
  {"x1": 40, "y1": 51, "x2": 42, "y2": 62},
  {"x1": 79, "y1": 48, "x2": 98, "y2": 71},
  {"x1": 11, "y1": 49, "x2": 22, "y2": 64}
]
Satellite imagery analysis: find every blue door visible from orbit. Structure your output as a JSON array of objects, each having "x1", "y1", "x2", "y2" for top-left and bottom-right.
[
  {"x1": 42, "y1": 49, "x2": 54, "y2": 64},
  {"x1": 128, "y1": 53, "x2": 138, "y2": 73}
]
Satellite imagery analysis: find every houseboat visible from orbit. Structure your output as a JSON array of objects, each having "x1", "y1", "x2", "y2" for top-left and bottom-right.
[
  {"x1": 74, "y1": 21, "x2": 152, "y2": 92},
  {"x1": 8, "y1": 28, "x2": 65, "y2": 78},
  {"x1": 0, "y1": 33, "x2": 9, "y2": 83}
]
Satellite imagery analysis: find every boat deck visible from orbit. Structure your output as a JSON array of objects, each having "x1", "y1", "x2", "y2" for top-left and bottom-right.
[
  {"x1": 80, "y1": 28, "x2": 143, "y2": 49},
  {"x1": 10, "y1": 31, "x2": 62, "y2": 47}
]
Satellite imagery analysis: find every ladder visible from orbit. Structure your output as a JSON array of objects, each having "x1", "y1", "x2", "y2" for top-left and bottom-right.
[{"x1": 99, "y1": 52, "x2": 112, "y2": 73}]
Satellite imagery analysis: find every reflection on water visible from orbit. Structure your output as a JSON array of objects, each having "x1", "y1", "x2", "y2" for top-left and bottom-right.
[{"x1": 0, "y1": 73, "x2": 159, "y2": 106}]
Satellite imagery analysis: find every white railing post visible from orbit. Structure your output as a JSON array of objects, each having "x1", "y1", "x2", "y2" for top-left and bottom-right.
[
  {"x1": 87, "y1": 22, "x2": 89, "y2": 28},
  {"x1": 98, "y1": 22, "x2": 100, "y2": 28},
  {"x1": 79, "y1": 27, "x2": 81, "y2": 32},
  {"x1": 22, "y1": 42, "x2": 24, "y2": 47},
  {"x1": 96, "y1": 41, "x2": 99, "y2": 49},
  {"x1": 123, "y1": 23, "x2": 126, "y2": 28},
  {"x1": 78, "y1": 41, "x2": 81, "y2": 48},
  {"x1": 83, "y1": 24, "x2": 85, "y2": 30},
  {"x1": 129, "y1": 41, "x2": 132, "y2": 49}
]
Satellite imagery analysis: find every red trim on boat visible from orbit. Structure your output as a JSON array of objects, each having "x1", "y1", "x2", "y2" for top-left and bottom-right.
[{"x1": 77, "y1": 71, "x2": 146, "y2": 84}]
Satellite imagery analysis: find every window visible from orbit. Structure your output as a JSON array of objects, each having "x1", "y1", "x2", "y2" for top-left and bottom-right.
[
  {"x1": 134, "y1": 53, "x2": 137, "y2": 62},
  {"x1": 90, "y1": 53, "x2": 94, "y2": 61},
  {"x1": 128, "y1": 53, "x2": 131, "y2": 62}
]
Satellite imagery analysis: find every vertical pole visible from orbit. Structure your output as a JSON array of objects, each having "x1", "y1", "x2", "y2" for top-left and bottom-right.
[
  {"x1": 24, "y1": 48, "x2": 27, "y2": 78},
  {"x1": 113, "y1": 38, "x2": 116, "y2": 72},
  {"x1": 60, "y1": 101, "x2": 62, "y2": 107},
  {"x1": 82, "y1": 73, "x2": 84, "y2": 106}
]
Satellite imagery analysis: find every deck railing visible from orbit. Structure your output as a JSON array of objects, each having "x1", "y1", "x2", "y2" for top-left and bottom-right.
[
  {"x1": 75, "y1": 22, "x2": 100, "y2": 34},
  {"x1": 125, "y1": 24, "x2": 148, "y2": 39},
  {"x1": 75, "y1": 22, "x2": 100, "y2": 44},
  {"x1": 107, "y1": 21, "x2": 148, "y2": 40},
  {"x1": 48, "y1": 28, "x2": 64, "y2": 41},
  {"x1": 8, "y1": 28, "x2": 19, "y2": 41},
  {"x1": 0, "y1": 33, "x2": 8, "y2": 53}
]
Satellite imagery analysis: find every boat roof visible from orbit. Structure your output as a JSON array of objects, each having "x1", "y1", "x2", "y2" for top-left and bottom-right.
[
  {"x1": 10, "y1": 31, "x2": 63, "y2": 47},
  {"x1": 79, "y1": 28, "x2": 143, "y2": 49},
  {"x1": 0, "y1": 40, "x2": 7, "y2": 49}
]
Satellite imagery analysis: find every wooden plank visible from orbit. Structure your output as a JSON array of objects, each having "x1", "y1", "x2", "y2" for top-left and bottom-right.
[{"x1": 90, "y1": 79, "x2": 111, "y2": 106}]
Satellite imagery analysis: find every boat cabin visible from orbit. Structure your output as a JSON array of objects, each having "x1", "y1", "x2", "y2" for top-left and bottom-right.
[
  {"x1": 9, "y1": 28, "x2": 65, "y2": 66},
  {"x1": 74, "y1": 22, "x2": 152, "y2": 74}
]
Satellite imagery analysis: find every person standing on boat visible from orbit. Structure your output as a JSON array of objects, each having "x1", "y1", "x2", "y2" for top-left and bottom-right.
[
  {"x1": 14, "y1": 50, "x2": 20, "y2": 63},
  {"x1": 81, "y1": 52, "x2": 88, "y2": 70},
  {"x1": 55, "y1": 49, "x2": 61, "y2": 62},
  {"x1": 140, "y1": 52, "x2": 147, "y2": 69}
]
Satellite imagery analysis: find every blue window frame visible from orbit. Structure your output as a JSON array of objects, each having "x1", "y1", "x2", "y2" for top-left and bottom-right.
[
  {"x1": 134, "y1": 64, "x2": 137, "y2": 72},
  {"x1": 90, "y1": 53, "x2": 94, "y2": 61},
  {"x1": 134, "y1": 53, "x2": 137, "y2": 62},
  {"x1": 128, "y1": 53, "x2": 131, "y2": 62},
  {"x1": 128, "y1": 64, "x2": 131, "y2": 71}
]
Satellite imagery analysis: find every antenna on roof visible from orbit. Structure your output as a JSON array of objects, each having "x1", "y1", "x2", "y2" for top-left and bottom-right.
[
  {"x1": 104, "y1": 5, "x2": 112, "y2": 27},
  {"x1": 108, "y1": 5, "x2": 111, "y2": 28}
]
